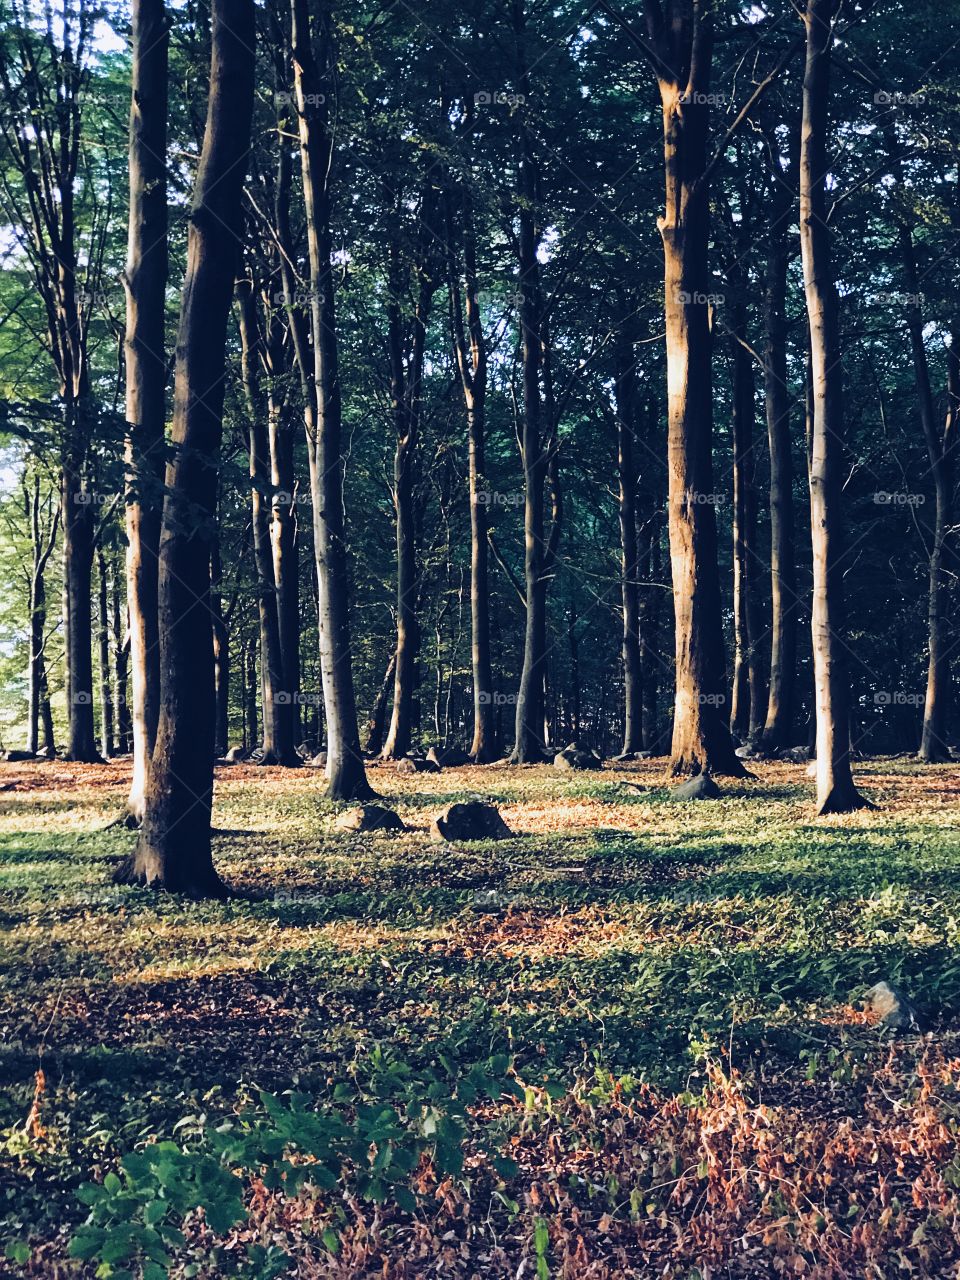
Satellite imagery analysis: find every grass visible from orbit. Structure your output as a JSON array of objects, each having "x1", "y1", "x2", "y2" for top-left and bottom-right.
[{"x1": 2, "y1": 754, "x2": 960, "y2": 1276}]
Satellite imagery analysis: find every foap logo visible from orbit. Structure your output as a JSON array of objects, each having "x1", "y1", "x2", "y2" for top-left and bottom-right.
[
  {"x1": 275, "y1": 691, "x2": 323, "y2": 706},
  {"x1": 875, "y1": 290, "x2": 925, "y2": 308},
  {"x1": 473, "y1": 491, "x2": 524, "y2": 508},
  {"x1": 676, "y1": 290, "x2": 724, "y2": 306},
  {"x1": 874, "y1": 90, "x2": 926, "y2": 106},
  {"x1": 275, "y1": 91, "x2": 325, "y2": 107},
  {"x1": 72, "y1": 691, "x2": 93, "y2": 706},
  {"x1": 474, "y1": 90, "x2": 526, "y2": 108},
  {"x1": 874, "y1": 691, "x2": 924, "y2": 707},
  {"x1": 477, "y1": 691, "x2": 518, "y2": 706},
  {"x1": 874, "y1": 491, "x2": 925, "y2": 506},
  {"x1": 271, "y1": 286, "x2": 319, "y2": 308},
  {"x1": 688, "y1": 491, "x2": 725, "y2": 506},
  {"x1": 696, "y1": 692, "x2": 726, "y2": 706}
]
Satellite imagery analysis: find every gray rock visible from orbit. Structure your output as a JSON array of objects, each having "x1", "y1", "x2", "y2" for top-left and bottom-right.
[
  {"x1": 672, "y1": 773, "x2": 720, "y2": 801},
  {"x1": 224, "y1": 746, "x2": 247, "y2": 763},
  {"x1": 396, "y1": 756, "x2": 439, "y2": 775},
  {"x1": 780, "y1": 746, "x2": 810, "y2": 764},
  {"x1": 309, "y1": 751, "x2": 328, "y2": 768},
  {"x1": 2, "y1": 749, "x2": 35, "y2": 762},
  {"x1": 554, "y1": 741, "x2": 602, "y2": 771},
  {"x1": 430, "y1": 801, "x2": 512, "y2": 842},
  {"x1": 335, "y1": 804, "x2": 406, "y2": 834},
  {"x1": 863, "y1": 980, "x2": 923, "y2": 1030}
]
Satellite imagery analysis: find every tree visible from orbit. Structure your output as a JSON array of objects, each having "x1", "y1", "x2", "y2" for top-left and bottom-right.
[
  {"x1": 122, "y1": 0, "x2": 168, "y2": 817},
  {"x1": 292, "y1": 0, "x2": 371, "y2": 799},
  {"x1": 116, "y1": 0, "x2": 256, "y2": 892},
  {"x1": 799, "y1": 0, "x2": 869, "y2": 814}
]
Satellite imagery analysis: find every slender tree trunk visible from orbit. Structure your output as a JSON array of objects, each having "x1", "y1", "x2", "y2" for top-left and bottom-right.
[
  {"x1": 27, "y1": 480, "x2": 58, "y2": 757},
  {"x1": 236, "y1": 276, "x2": 299, "y2": 766},
  {"x1": 292, "y1": 0, "x2": 371, "y2": 798},
  {"x1": 210, "y1": 530, "x2": 230, "y2": 757},
  {"x1": 113, "y1": 576, "x2": 132, "y2": 754},
  {"x1": 97, "y1": 549, "x2": 115, "y2": 758},
  {"x1": 122, "y1": 0, "x2": 168, "y2": 816},
  {"x1": 245, "y1": 634, "x2": 258, "y2": 754},
  {"x1": 799, "y1": 0, "x2": 868, "y2": 814},
  {"x1": 62, "y1": 399, "x2": 99, "y2": 762},
  {"x1": 365, "y1": 651, "x2": 397, "y2": 756},
  {"x1": 617, "y1": 310, "x2": 643, "y2": 755},
  {"x1": 650, "y1": 1, "x2": 745, "y2": 777},
  {"x1": 758, "y1": 125, "x2": 798, "y2": 752},
  {"x1": 117, "y1": 0, "x2": 256, "y2": 892},
  {"x1": 511, "y1": 0, "x2": 548, "y2": 762},
  {"x1": 729, "y1": 318, "x2": 764, "y2": 743},
  {"x1": 447, "y1": 176, "x2": 495, "y2": 760},
  {"x1": 639, "y1": 505, "x2": 661, "y2": 750}
]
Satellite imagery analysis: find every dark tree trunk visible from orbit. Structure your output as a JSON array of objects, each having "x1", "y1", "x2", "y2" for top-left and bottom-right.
[
  {"x1": 210, "y1": 530, "x2": 230, "y2": 758},
  {"x1": 27, "y1": 479, "x2": 59, "y2": 757},
  {"x1": 365, "y1": 651, "x2": 397, "y2": 756},
  {"x1": 292, "y1": 0, "x2": 371, "y2": 798},
  {"x1": 616, "y1": 309, "x2": 643, "y2": 755},
  {"x1": 62, "y1": 408, "x2": 99, "y2": 762},
  {"x1": 97, "y1": 549, "x2": 116, "y2": 758},
  {"x1": 122, "y1": 0, "x2": 168, "y2": 816},
  {"x1": 648, "y1": 0, "x2": 745, "y2": 777},
  {"x1": 117, "y1": 0, "x2": 256, "y2": 892},
  {"x1": 511, "y1": 0, "x2": 548, "y2": 763},
  {"x1": 799, "y1": 0, "x2": 868, "y2": 814},
  {"x1": 245, "y1": 635, "x2": 258, "y2": 754}
]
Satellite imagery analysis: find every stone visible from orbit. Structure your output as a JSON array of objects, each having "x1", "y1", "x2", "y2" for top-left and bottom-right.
[
  {"x1": 863, "y1": 980, "x2": 923, "y2": 1030},
  {"x1": 2, "y1": 749, "x2": 35, "y2": 762},
  {"x1": 805, "y1": 760, "x2": 817, "y2": 779},
  {"x1": 309, "y1": 751, "x2": 327, "y2": 768},
  {"x1": 335, "y1": 805, "x2": 406, "y2": 834},
  {"x1": 780, "y1": 746, "x2": 810, "y2": 764},
  {"x1": 430, "y1": 801, "x2": 512, "y2": 842},
  {"x1": 553, "y1": 742, "x2": 602, "y2": 771},
  {"x1": 224, "y1": 746, "x2": 247, "y2": 763},
  {"x1": 672, "y1": 773, "x2": 720, "y2": 801},
  {"x1": 34, "y1": 747, "x2": 55, "y2": 761}
]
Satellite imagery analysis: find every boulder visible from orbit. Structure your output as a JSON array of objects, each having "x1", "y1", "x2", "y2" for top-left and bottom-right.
[
  {"x1": 224, "y1": 746, "x2": 247, "y2": 763},
  {"x1": 396, "y1": 756, "x2": 439, "y2": 775},
  {"x1": 863, "y1": 980, "x2": 923, "y2": 1030},
  {"x1": 430, "y1": 801, "x2": 512, "y2": 842},
  {"x1": 672, "y1": 773, "x2": 720, "y2": 801},
  {"x1": 553, "y1": 741, "x2": 602, "y2": 771},
  {"x1": 34, "y1": 747, "x2": 56, "y2": 761},
  {"x1": 780, "y1": 746, "x2": 810, "y2": 764},
  {"x1": 309, "y1": 751, "x2": 328, "y2": 768},
  {"x1": 335, "y1": 804, "x2": 406, "y2": 834},
  {"x1": 1, "y1": 749, "x2": 35, "y2": 762}
]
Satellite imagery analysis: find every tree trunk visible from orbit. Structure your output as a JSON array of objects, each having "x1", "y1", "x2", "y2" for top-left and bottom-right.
[
  {"x1": 117, "y1": 0, "x2": 256, "y2": 892},
  {"x1": 62, "y1": 407, "x2": 99, "y2": 762},
  {"x1": 919, "y1": 327, "x2": 959, "y2": 761},
  {"x1": 758, "y1": 121, "x2": 798, "y2": 752},
  {"x1": 446, "y1": 174, "x2": 495, "y2": 761},
  {"x1": 210, "y1": 530, "x2": 230, "y2": 758},
  {"x1": 113, "y1": 576, "x2": 132, "y2": 754},
  {"x1": 27, "y1": 480, "x2": 59, "y2": 757},
  {"x1": 616, "y1": 310, "x2": 643, "y2": 755},
  {"x1": 97, "y1": 549, "x2": 115, "y2": 758},
  {"x1": 729, "y1": 318, "x2": 764, "y2": 744},
  {"x1": 650, "y1": 0, "x2": 745, "y2": 777},
  {"x1": 365, "y1": 651, "x2": 397, "y2": 756},
  {"x1": 122, "y1": 0, "x2": 168, "y2": 816},
  {"x1": 799, "y1": 0, "x2": 868, "y2": 814},
  {"x1": 511, "y1": 0, "x2": 548, "y2": 763},
  {"x1": 236, "y1": 275, "x2": 299, "y2": 766},
  {"x1": 292, "y1": 0, "x2": 371, "y2": 799}
]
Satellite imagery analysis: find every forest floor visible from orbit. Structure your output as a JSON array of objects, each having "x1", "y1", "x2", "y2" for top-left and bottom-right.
[{"x1": 2, "y1": 756, "x2": 960, "y2": 1277}]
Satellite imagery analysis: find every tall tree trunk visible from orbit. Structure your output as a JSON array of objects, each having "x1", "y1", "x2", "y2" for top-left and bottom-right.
[
  {"x1": 122, "y1": 0, "x2": 168, "y2": 816},
  {"x1": 616, "y1": 309, "x2": 643, "y2": 755},
  {"x1": 919, "y1": 327, "x2": 959, "y2": 761},
  {"x1": 799, "y1": 0, "x2": 868, "y2": 814},
  {"x1": 729, "y1": 317, "x2": 764, "y2": 744},
  {"x1": 62, "y1": 399, "x2": 99, "y2": 762},
  {"x1": 447, "y1": 173, "x2": 495, "y2": 761},
  {"x1": 210, "y1": 529, "x2": 230, "y2": 757},
  {"x1": 758, "y1": 118, "x2": 798, "y2": 752},
  {"x1": 648, "y1": 0, "x2": 745, "y2": 776},
  {"x1": 236, "y1": 275, "x2": 299, "y2": 766},
  {"x1": 27, "y1": 480, "x2": 59, "y2": 756},
  {"x1": 113, "y1": 575, "x2": 132, "y2": 754},
  {"x1": 117, "y1": 0, "x2": 256, "y2": 892},
  {"x1": 292, "y1": 0, "x2": 371, "y2": 798},
  {"x1": 365, "y1": 651, "x2": 397, "y2": 756},
  {"x1": 511, "y1": 0, "x2": 548, "y2": 763},
  {"x1": 97, "y1": 548, "x2": 115, "y2": 758},
  {"x1": 245, "y1": 634, "x2": 258, "y2": 754}
]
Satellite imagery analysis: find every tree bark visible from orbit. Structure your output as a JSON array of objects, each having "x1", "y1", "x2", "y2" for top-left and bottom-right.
[
  {"x1": 236, "y1": 274, "x2": 299, "y2": 766},
  {"x1": 113, "y1": 575, "x2": 132, "y2": 754},
  {"x1": 292, "y1": 0, "x2": 371, "y2": 798},
  {"x1": 122, "y1": 0, "x2": 168, "y2": 816},
  {"x1": 616, "y1": 309, "x2": 643, "y2": 755},
  {"x1": 446, "y1": 171, "x2": 495, "y2": 761},
  {"x1": 97, "y1": 548, "x2": 116, "y2": 757},
  {"x1": 511, "y1": 0, "x2": 548, "y2": 763},
  {"x1": 648, "y1": 0, "x2": 745, "y2": 776},
  {"x1": 758, "y1": 115, "x2": 798, "y2": 753},
  {"x1": 27, "y1": 479, "x2": 59, "y2": 756},
  {"x1": 117, "y1": 0, "x2": 256, "y2": 892},
  {"x1": 799, "y1": 0, "x2": 868, "y2": 813}
]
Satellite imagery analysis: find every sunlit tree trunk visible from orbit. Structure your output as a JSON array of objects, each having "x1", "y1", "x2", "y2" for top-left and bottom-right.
[
  {"x1": 799, "y1": 0, "x2": 868, "y2": 814},
  {"x1": 616, "y1": 308, "x2": 643, "y2": 755},
  {"x1": 122, "y1": 0, "x2": 168, "y2": 816},
  {"x1": 26, "y1": 479, "x2": 59, "y2": 756},
  {"x1": 97, "y1": 548, "x2": 115, "y2": 757},
  {"x1": 292, "y1": 0, "x2": 371, "y2": 798}
]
